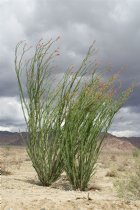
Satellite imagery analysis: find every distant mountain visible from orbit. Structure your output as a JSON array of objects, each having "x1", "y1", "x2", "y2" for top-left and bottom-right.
[
  {"x1": 119, "y1": 136, "x2": 140, "y2": 149},
  {"x1": 0, "y1": 131, "x2": 26, "y2": 146},
  {"x1": 104, "y1": 133, "x2": 136, "y2": 150},
  {"x1": 0, "y1": 131, "x2": 139, "y2": 149}
]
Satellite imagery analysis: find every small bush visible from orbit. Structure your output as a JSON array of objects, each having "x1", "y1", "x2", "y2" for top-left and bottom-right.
[
  {"x1": 132, "y1": 148, "x2": 140, "y2": 158},
  {"x1": 0, "y1": 166, "x2": 12, "y2": 175}
]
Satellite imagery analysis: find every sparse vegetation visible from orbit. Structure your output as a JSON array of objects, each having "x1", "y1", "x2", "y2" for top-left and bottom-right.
[
  {"x1": 115, "y1": 151, "x2": 140, "y2": 200},
  {"x1": 0, "y1": 168, "x2": 12, "y2": 175},
  {"x1": 132, "y1": 148, "x2": 140, "y2": 158},
  {"x1": 15, "y1": 38, "x2": 133, "y2": 190},
  {"x1": 0, "y1": 148, "x2": 12, "y2": 175}
]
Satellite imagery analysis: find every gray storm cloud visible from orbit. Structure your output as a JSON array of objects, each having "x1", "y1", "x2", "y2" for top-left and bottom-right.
[{"x1": 0, "y1": 0, "x2": 139, "y2": 135}]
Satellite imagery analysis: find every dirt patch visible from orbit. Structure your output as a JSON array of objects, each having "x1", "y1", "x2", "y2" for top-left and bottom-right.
[{"x1": 1, "y1": 146, "x2": 140, "y2": 210}]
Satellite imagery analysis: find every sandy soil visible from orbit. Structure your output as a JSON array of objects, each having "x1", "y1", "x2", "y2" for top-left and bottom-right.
[{"x1": 0, "y1": 146, "x2": 140, "y2": 210}]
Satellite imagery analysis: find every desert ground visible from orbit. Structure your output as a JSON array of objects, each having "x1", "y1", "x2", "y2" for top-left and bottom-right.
[{"x1": 0, "y1": 144, "x2": 140, "y2": 210}]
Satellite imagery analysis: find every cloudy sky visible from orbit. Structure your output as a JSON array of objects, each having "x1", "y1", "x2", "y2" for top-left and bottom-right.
[{"x1": 0, "y1": 0, "x2": 140, "y2": 136}]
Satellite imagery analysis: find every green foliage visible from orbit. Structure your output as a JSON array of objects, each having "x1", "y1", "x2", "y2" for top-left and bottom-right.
[
  {"x1": 15, "y1": 38, "x2": 133, "y2": 189},
  {"x1": 15, "y1": 38, "x2": 65, "y2": 186},
  {"x1": 61, "y1": 71, "x2": 132, "y2": 190}
]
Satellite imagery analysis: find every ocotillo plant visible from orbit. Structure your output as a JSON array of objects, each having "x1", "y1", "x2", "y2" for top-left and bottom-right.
[
  {"x1": 60, "y1": 71, "x2": 133, "y2": 191},
  {"x1": 15, "y1": 38, "x2": 133, "y2": 189},
  {"x1": 15, "y1": 38, "x2": 66, "y2": 186}
]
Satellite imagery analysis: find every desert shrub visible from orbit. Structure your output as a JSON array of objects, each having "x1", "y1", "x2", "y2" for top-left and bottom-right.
[
  {"x1": 132, "y1": 148, "x2": 140, "y2": 158},
  {"x1": 15, "y1": 38, "x2": 133, "y2": 189}
]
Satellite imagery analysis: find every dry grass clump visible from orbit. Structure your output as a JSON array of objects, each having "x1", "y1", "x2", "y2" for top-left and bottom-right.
[
  {"x1": 106, "y1": 170, "x2": 117, "y2": 177},
  {"x1": 11, "y1": 159, "x2": 23, "y2": 170},
  {"x1": 0, "y1": 153, "x2": 22, "y2": 175},
  {"x1": 0, "y1": 169, "x2": 12, "y2": 175},
  {"x1": 110, "y1": 155, "x2": 116, "y2": 162},
  {"x1": 88, "y1": 183, "x2": 102, "y2": 191},
  {"x1": 117, "y1": 165, "x2": 126, "y2": 172},
  {"x1": 0, "y1": 164, "x2": 12, "y2": 175}
]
